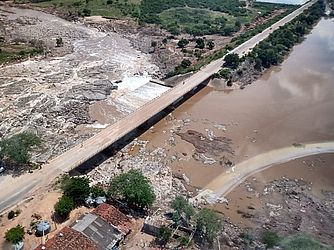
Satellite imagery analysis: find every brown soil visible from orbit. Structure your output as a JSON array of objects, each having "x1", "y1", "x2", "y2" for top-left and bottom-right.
[{"x1": 210, "y1": 153, "x2": 334, "y2": 247}]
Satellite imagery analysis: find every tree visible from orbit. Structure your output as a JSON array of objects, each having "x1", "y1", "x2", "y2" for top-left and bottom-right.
[
  {"x1": 54, "y1": 195, "x2": 75, "y2": 218},
  {"x1": 63, "y1": 177, "x2": 90, "y2": 205},
  {"x1": 195, "y1": 208, "x2": 222, "y2": 243},
  {"x1": 262, "y1": 231, "x2": 280, "y2": 248},
  {"x1": 0, "y1": 132, "x2": 41, "y2": 164},
  {"x1": 180, "y1": 59, "x2": 191, "y2": 68},
  {"x1": 177, "y1": 38, "x2": 189, "y2": 48},
  {"x1": 195, "y1": 38, "x2": 205, "y2": 49},
  {"x1": 171, "y1": 196, "x2": 195, "y2": 226},
  {"x1": 224, "y1": 53, "x2": 240, "y2": 69},
  {"x1": 4, "y1": 225, "x2": 25, "y2": 244},
  {"x1": 207, "y1": 40, "x2": 215, "y2": 50},
  {"x1": 151, "y1": 40, "x2": 157, "y2": 47},
  {"x1": 108, "y1": 170, "x2": 155, "y2": 209},
  {"x1": 157, "y1": 225, "x2": 172, "y2": 246}
]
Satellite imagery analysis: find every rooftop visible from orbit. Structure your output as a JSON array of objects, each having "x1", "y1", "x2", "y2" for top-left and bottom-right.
[
  {"x1": 72, "y1": 213, "x2": 123, "y2": 250},
  {"x1": 34, "y1": 227, "x2": 97, "y2": 250},
  {"x1": 92, "y1": 203, "x2": 133, "y2": 235}
]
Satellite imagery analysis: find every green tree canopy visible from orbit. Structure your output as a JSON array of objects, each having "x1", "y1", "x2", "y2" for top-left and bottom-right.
[
  {"x1": 63, "y1": 177, "x2": 90, "y2": 205},
  {"x1": 177, "y1": 38, "x2": 189, "y2": 48},
  {"x1": 0, "y1": 132, "x2": 41, "y2": 164},
  {"x1": 171, "y1": 196, "x2": 195, "y2": 226},
  {"x1": 195, "y1": 38, "x2": 205, "y2": 49},
  {"x1": 54, "y1": 195, "x2": 75, "y2": 218},
  {"x1": 223, "y1": 53, "x2": 240, "y2": 69},
  {"x1": 108, "y1": 169, "x2": 155, "y2": 209},
  {"x1": 195, "y1": 208, "x2": 222, "y2": 243},
  {"x1": 4, "y1": 225, "x2": 25, "y2": 244}
]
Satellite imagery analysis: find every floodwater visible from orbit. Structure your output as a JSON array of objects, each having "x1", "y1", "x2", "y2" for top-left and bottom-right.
[{"x1": 140, "y1": 17, "x2": 334, "y2": 189}]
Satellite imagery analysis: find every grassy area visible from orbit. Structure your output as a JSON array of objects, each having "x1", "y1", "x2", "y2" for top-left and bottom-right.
[
  {"x1": 159, "y1": 7, "x2": 237, "y2": 36},
  {"x1": 0, "y1": 45, "x2": 42, "y2": 64}
]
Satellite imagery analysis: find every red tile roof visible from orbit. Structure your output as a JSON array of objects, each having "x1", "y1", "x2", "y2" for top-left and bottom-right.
[
  {"x1": 35, "y1": 227, "x2": 97, "y2": 250},
  {"x1": 92, "y1": 203, "x2": 133, "y2": 235}
]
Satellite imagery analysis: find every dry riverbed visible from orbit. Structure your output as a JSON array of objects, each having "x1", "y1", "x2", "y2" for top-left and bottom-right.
[{"x1": 0, "y1": 5, "x2": 165, "y2": 164}]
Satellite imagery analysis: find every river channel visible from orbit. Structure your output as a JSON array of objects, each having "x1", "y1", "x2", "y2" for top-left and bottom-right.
[{"x1": 139, "y1": 17, "x2": 334, "y2": 191}]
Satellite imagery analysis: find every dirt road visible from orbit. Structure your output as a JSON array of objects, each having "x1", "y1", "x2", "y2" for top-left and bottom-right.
[
  {"x1": 0, "y1": 0, "x2": 316, "y2": 213},
  {"x1": 195, "y1": 142, "x2": 334, "y2": 202}
]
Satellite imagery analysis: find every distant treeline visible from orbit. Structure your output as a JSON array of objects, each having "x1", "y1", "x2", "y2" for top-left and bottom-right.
[{"x1": 247, "y1": 0, "x2": 325, "y2": 69}]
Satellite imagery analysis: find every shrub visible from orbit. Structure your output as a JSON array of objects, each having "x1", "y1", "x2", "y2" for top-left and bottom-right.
[
  {"x1": 7, "y1": 211, "x2": 15, "y2": 220},
  {"x1": 177, "y1": 38, "x2": 189, "y2": 48},
  {"x1": 63, "y1": 177, "x2": 90, "y2": 205},
  {"x1": 157, "y1": 225, "x2": 172, "y2": 245},
  {"x1": 262, "y1": 231, "x2": 280, "y2": 248},
  {"x1": 54, "y1": 195, "x2": 75, "y2": 218},
  {"x1": 195, "y1": 208, "x2": 222, "y2": 243},
  {"x1": 5, "y1": 225, "x2": 25, "y2": 244},
  {"x1": 91, "y1": 186, "x2": 106, "y2": 198}
]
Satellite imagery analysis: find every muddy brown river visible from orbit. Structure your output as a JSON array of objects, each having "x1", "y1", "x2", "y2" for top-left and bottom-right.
[{"x1": 139, "y1": 17, "x2": 334, "y2": 190}]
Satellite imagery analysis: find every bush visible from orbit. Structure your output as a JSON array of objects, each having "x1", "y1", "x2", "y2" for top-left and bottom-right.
[
  {"x1": 177, "y1": 38, "x2": 189, "y2": 48},
  {"x1": 63, "y1": 177, "x2": 90, "y2": 205},
  {"x1": 262, "y1": 231, "x2": 280, "y2": 248},
  {"x1": 180, "y1": 59, "x2": 191, "y2": 68},
  {"x1": 157, "y1": 225, "x2": 172, "y2": 245},
  {"x1": 5, "y1": 225, "x2": 25, "y2": 244},
  {"x1": 7, "y1": 211, "x2": 15, "y2": 220},
  {"x1": 54, "y1": 195, "x2": 75, "y2": 218},
  {"x1": 108, "y1": 170, "x2": 155, "y2": 209},
  {"x1": 195, "y1": 208, "x2": 222, "y2": 243},
  {"x1": 178, "y1": 235, "x2": 191, "y2": 247},
  {"x1": 171, "y1": 196, "x2": 195, "y2": 225},
  {"x1": 195, "y1": 38, "x2": 205, "y2": 49},
  {"x1": 91, "y1": 186, "x2": 106, "y2": 198}
]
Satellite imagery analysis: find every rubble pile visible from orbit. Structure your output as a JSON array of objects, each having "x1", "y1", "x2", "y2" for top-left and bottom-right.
[{"x1": 87, "y1": 139, "x2": 189, "y2": 208}]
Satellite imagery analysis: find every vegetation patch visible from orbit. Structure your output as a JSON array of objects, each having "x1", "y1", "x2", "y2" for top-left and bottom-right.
[{"x1": 280, "y1": 234, "x2": 334, "y2": 250}]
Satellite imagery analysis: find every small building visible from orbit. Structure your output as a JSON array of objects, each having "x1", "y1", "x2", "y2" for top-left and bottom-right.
[
  {"x1": 92, "y1": 203, "x2": 133, "y2": 235},
  {"x1": 35, "y1": 204, "x2": 134, "y2": 250}
]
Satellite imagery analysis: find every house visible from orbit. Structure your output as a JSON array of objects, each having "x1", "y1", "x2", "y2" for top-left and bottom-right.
[
  {"x1": 35, "y1": 226, "x2": 98, "y2": 250},
  {"x1": 92, "y1": 203, "x2": 133, "y2": 235},
  {"x1": 35, "y1": 204, "x2": 133, "y2": 250}
]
